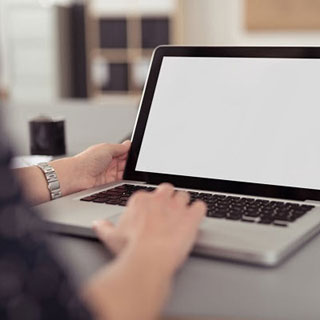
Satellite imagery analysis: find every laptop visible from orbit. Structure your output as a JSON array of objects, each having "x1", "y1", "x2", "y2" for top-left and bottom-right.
[{"x1": 37, "y1": 46, "x2": 320, "y2": 267}]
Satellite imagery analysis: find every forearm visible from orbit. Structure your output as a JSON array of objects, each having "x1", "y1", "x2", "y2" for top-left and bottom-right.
[
  {"x1": 15, "y1": 157, "x2": 84, "y2": 206},
  {"x1": 83, "y1": 247, "x2": 173, "y2": 320}
]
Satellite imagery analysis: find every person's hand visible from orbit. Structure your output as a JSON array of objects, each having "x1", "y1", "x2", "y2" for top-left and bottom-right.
[
  {"x1": 93, "y1": 183, "x2": 207, "y2": 275},
  {"x1": 16, "y1": 141, "x2": 131, "y2": 206},
  {"x1": 73, "y1": 140, "x2": 131, "y2": 191},
  {"x1": 83, "y1": 184, "x2": 206, "y2": 320}
]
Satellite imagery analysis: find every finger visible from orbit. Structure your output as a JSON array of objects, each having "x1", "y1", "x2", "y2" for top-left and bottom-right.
[
  {"x1": 189, "y1": 200, "x2": 207, "y2": 222},
  {"x1": 127, "y1": 189, "x2": 149, "y2": 206},
  {"x1": 93, "y1": 219, "x2": 115, "y2": 242},
  {"x1": 155, "y1": 183, "x2": 175, "y2": 198},
  {"x1": 181, "y1": 201, "x2": 207, "y2": 240},
  {"x1": 115, "y1": 159, "x2": 128, "y2": 179},
  {"x1": 122, "y1": 140, "x2": 131, "y2": 146},
  {"x1": 173, "y1": 190, "x2": 190, "y2": 205},
  {"x1": 116, "y1": 145, "x2": 130, "y2": 160},
  {"x1": 93, "y1": 220, "x2": 124, "y2": 254}
]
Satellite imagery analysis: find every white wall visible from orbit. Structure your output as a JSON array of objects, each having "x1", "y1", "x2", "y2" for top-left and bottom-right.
[
  {"x1": 0, "y1": 0, "x2": 9, "y2": 92},
  {"x1": 181, "y1": 0, "x2": 320, "y2": 46},
  {"x1": 90, "y1": 0, "x2": 176, "y2": 15},
  {"x1": 4, "y1": 0, "x2": 320, "y2": 104},
  {"x1": 2, "y1": 0, "x2": 59, "y2": 102}
]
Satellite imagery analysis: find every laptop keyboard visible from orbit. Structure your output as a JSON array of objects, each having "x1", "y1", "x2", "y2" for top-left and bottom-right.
[{"x1": 80, "y1": 184, "x2": 315, "y2": 227}]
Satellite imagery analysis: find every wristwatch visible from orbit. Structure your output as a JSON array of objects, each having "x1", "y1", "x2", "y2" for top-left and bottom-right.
[{"x1": 37, "y1": 162, "x2": 62, "y2": 200}]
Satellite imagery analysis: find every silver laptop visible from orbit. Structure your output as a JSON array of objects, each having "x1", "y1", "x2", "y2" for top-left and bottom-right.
[{"x1": 37, "y1": 46, "x2": 320, "y2": 267}]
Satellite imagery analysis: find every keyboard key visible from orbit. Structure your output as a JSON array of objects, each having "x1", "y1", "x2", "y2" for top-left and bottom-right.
[
  {"x1": 80, "y1": 195, "x2": 97, "y2": 201},
  {"x1": 301, "y1": 204, "x2": 314, "y2": 210},
  {"x1": 242, "y1": 218, "x2": 255, "y2": 223},
  {"x1": 210, "y1": 212, "x2": 227, "y2": 218},
  {"x1": 273, "y1": 221, "x2": 288, "y2": 227},
  {"x1": 105, "y1": 199, "x2": 120, "y2": 205},
  {"x1": 226, "y1": 212, "x2": 241, "y2": 220},
  {"x1": 93, "y1": 198, "x2": 107, "y2": 203},
  {"x1": 258, "y1": 218, "x2": 273, "y2": 225},
  {"x1": 96, "y1": 193, "x2": 109, "y2": 198},
  {"x1": 243, "y1": 210, "x2": 260, "y2": 218},
  {"x1": 255, "y1": 199, "x2": 269, "y2": 205}
]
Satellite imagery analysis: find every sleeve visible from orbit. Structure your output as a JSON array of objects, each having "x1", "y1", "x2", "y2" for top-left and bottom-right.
[{"x1": 0, "y1": 134, "x2": 93, "y2": 319}]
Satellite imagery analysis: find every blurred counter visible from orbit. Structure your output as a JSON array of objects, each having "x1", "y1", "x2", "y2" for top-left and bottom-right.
[{"x1": 1, "y1": 98, "x2": 139, "y2": 156}]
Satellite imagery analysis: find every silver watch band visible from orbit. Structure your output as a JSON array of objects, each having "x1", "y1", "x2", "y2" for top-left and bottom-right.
[{"x1": 37, "y1": 162, "x2": 62, "y2": 200}]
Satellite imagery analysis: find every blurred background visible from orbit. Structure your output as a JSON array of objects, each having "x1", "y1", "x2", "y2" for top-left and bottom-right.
[{"x1": 1, "y1": 0, "x2": 320, "y2": 156}]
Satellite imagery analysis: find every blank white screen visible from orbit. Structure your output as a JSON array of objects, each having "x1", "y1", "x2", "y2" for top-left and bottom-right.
[{"x1": 136, "y1": 57, "x2": 320, "y2": 190}]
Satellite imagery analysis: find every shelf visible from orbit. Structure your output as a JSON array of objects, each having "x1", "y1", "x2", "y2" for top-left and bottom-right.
[
  {"x1": 85, "y1": 0, "x2": 181, "y2": 98},
  {"x1": 89, "y1": 93, "x2": 141, "y2": 106},
  {"x1": 91, "y1": 90, "x2": 142, "y2": 98},
  {"x1": 91, "y1": 48, "x2": 130, "y2": 61},
  {"x1": 89, "y1": 0, "x2": 177, "y2": 17}
]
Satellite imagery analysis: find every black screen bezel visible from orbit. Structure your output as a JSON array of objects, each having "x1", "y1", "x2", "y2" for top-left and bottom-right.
[{"x1": 124, "y1": 46, "x2": 320, "y2": 201}]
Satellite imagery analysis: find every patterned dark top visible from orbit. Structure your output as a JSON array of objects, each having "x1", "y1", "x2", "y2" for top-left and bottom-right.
[{"x1": 0, "y1": 125, "x2": 92, "y2": 319}]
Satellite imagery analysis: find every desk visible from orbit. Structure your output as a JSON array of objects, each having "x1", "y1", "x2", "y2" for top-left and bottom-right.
[
  {"x1": 49, "y1": 232, "x2": 320, "y2": 320},
  {"x1": 4, "y1": 99, "x2": 320, "y2": 319}
]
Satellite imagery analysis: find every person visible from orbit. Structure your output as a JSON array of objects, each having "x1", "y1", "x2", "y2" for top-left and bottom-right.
[{"x1": 0, "y1": 122, "x2": 206, "y2": 320}]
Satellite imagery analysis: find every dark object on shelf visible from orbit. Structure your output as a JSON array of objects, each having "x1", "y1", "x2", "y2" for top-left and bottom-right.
[
  {"x1": 69, "y1": 4, "x2": 88, "y2": 98},
  {"x1": 102, "y1": 63, "x2": 129, "y2": 91},
  {"x1": 100, "y1": 18, "x2": 127, "y2": 48},
  {"x1": 29, "y1": 116, "x2": 66, "y2": 156},
  {"x1": 141, "y1": 17, "x2": 170, "y2": 48}
]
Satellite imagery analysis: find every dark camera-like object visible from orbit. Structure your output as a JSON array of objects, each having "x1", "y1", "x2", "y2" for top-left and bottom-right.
[{"x1": 29, "y1": 116, "x2": 66, "y2": 156}]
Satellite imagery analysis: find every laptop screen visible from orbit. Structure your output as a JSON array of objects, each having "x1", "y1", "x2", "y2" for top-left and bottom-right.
[{"x1": 135, "y1": 56, "x2": 320, "y2": 190}]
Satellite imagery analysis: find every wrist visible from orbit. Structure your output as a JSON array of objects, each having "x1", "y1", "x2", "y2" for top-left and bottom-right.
[
  {"x1": 124, "y1": 241, "x2": 177, "y2": 280},
  {"x1": 83, "y1": 246, "x2": 173, "y2": 320},
  {"x1": 50, "y1": 156, "x2": 84, "y2": 197}
]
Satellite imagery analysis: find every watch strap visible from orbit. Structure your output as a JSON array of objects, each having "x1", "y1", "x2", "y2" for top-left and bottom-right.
[{"x1": 37, "y1": 162, "x2": 62, "y2": 200}]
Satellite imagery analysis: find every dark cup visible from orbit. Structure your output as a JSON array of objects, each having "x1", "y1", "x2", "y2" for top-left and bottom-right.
[{"x1": 29, "y1": 116, "x2": 66, "y2": 156}]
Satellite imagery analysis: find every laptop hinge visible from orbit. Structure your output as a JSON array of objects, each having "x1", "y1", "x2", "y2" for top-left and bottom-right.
[
  {"x1": 125, "y1": 180, "x2": 147, "y2": 184},
  {"x1": 305, "y1": 200, "x2": 320, "y2": 205}
]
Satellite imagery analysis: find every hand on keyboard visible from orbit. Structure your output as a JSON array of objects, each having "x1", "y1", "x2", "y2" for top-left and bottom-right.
[{"x1": 92, "y1": 183, "x2": 207, "y2": 273}]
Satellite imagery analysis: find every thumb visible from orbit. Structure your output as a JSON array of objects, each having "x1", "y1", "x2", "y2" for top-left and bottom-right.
[
  {"x1": 109, "y1": 141, "x2": 131, "y2": 157},
  {"x1": 122, "y1": 139, "x2": 131, "y2": 145},
  {"x1": 93, "y1": 220, "x2": 116, "y2": 245},
  {"x1": 93, "y1": 220, "x2": 126, "y2": 255}
]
